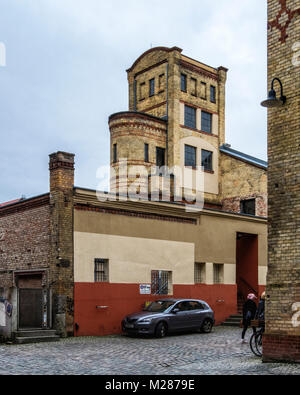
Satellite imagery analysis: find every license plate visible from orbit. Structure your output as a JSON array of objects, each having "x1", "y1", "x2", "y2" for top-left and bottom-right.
[{"x1": 125, "y1": 323, "x2": 134, "y2": 329}]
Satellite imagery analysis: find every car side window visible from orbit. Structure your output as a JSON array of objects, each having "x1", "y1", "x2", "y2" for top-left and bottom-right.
[
  {"x1": 176, "y1": 302, "x2": 189, "y2": 311},
  {"x1": 189, "y1": 301, "x2": 204, "y2": 310}
]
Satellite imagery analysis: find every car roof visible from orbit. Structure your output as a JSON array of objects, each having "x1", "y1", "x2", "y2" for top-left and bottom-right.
[{"x1": 156, "y1": 298, "x2": 207, "y2": 303}]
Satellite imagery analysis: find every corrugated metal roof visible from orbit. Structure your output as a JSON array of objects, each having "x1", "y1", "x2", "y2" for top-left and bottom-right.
[{"x1": 219, "y1": 144, "x2": 268, "y2": 169}]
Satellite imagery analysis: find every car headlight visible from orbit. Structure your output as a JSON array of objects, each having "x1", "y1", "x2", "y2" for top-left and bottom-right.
[{"x1": 138, "y1": 318, "x2": 152, "y2": 324}]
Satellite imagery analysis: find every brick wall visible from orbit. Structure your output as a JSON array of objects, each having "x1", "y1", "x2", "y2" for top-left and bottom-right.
[
  {"x1": 264, "y1": 0, "x2": 300, "y2": 362},
  {"x1": 220, "y1": 153, "x2": 268, "y2": 217},
  {"x1": 0, "y1": 196, "x2": 51, "y2": 289}
]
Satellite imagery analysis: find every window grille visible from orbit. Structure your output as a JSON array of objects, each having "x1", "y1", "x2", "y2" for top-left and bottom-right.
[
  {"x1": 94, "y1": 259, "x2": 109, "y2": 282},
  {"x1": 213, "y1": 264, "x2": 223, "y2": 284},
  {"x1": 151, "y1": 270, "x2": 171, "y2": 295},
  {"x1": 195, "y1": 262, "x2": 206, "y2": 284}
]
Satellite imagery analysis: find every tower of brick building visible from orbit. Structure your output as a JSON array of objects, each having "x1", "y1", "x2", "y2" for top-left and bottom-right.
[
  {"x1": 263, "y1": 0, "x2": 300, "y2": 362},
  {"x1": 109, "y1": 47, "x2": 228, "y2": 205}
]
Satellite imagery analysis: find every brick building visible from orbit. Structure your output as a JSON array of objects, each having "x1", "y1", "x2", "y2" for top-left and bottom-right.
[
  {"x1": 1, "y1": 47, "x2": 268, "y2": 340},
  {"x1": 263, "y1": 0, "x2": 300, "y2": 362}
]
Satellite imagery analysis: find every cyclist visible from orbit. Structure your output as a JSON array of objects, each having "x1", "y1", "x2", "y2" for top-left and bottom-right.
[{"x1": 241, "y1": 293, "x2": 257, "y2": 344}]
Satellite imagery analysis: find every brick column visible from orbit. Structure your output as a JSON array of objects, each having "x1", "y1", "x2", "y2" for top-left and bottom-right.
[
  {"x1": 49, "y1": 151, "x2": 75, "y2": 337},
  {"x1": 263, "y1": 0, "x2": 300, "y2": 362}
]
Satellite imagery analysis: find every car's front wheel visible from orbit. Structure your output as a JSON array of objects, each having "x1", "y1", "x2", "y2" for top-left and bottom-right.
[
  {"x1": 200, "y1": 319, "x2": 213, "y2": 333},
  {"x1": 155, "y1": 322, "x2": 168, "y2": 338}
]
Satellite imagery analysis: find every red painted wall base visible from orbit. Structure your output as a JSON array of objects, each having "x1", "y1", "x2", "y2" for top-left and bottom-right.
[{"x1": 74, "y1": 282, "x2": 237, "y2": 336}]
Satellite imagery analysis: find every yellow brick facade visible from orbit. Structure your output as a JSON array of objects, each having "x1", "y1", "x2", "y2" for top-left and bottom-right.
[{"x1": 109, "y1": 46, "x2": 268, "y2": 214}]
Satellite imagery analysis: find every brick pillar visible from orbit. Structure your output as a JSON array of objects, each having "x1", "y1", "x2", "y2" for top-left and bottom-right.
[
  {"x1": 263, "y1": 0, "x2": 300, "y2": 362},
  {"x1": 49, "y1": 151, "x2": 75, "y2": 337}
]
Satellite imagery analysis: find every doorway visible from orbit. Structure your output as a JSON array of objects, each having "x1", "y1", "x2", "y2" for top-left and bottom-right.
[
  {"x1": 17, "y1": 273, "x2": 48, "y2": 329},
  {"x1": 236, "y1": 233, "x2": 258, "y2": 311}
]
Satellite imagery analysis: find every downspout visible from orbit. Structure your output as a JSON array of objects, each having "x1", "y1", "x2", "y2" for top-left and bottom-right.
[
  {"x1": 134, "y1": 78, "x2": 137, "y2": 112},
  {"x1": 166, "y1": 63, "x2": 169, "y2": 167}
]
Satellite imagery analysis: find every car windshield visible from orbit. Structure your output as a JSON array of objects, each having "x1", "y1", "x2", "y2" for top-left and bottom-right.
[{"x1": 144, "y1": 300, "x2": 175, "y2": 313}]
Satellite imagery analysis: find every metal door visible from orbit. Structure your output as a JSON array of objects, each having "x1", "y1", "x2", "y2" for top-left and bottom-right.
[{"x1": 19, "y1": 289, "x2": 43, "y2": 328}]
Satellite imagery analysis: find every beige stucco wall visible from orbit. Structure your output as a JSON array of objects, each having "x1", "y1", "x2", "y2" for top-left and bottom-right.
[
  {"x1": 74, "y1": 232, "x2": 195, "y2": 284},
  {"x1": 73, "y1": 193, "x2": 268, "y2": 287}
]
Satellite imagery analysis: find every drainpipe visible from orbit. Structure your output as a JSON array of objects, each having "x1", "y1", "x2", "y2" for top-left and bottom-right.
[
  {"x1": 166, "y1": 63, "x2": 169, "y2": 167},
  {"x1": 134, "y1": 78, "x2": 137, "y2": 112}
]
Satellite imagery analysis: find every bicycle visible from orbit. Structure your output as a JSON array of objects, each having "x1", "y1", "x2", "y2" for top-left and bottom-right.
[{"x1": 249, "y1": 320, "x2": 265, "y2": 357}]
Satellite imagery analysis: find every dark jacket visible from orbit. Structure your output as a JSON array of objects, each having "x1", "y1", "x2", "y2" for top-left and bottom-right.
[
  {"x1": 255, "y1": 299, "x2": 265, "y2": 321},
  {"x1": 242, "y1": 299, "x2": 257, "y2": 326}
]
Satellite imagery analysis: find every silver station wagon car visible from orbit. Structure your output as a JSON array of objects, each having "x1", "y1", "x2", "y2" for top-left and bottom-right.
[{"x1": 122, "y1": 298, "x2": 215, "y2": 338}]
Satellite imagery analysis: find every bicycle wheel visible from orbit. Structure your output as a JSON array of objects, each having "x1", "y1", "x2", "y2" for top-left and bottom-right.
[
  {"x1": 250, "y1": 333, "x2": 260, "y2": 357},
  {"x1": 255, "y1": 332, "x2": 263, "y2": 357}
]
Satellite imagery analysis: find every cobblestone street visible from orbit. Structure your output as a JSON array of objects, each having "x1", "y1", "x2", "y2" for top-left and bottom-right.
[{"x1": 0, "y1": 327, "x2": 300, "y2": 375}]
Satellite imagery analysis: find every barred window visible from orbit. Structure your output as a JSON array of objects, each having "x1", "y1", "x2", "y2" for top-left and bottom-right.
[
  {"x1": 151, "y1": 270, "x2": 172, "y2": 295},
  {"x1": 94, "y1": 259, "x2": 109, "y2": 282},
  {"x1": 213, "y1": 264, "x2": 224, "y2": 284},
  {"x1": 195, "y1": 263, "x2": 206, "y2": 284}
]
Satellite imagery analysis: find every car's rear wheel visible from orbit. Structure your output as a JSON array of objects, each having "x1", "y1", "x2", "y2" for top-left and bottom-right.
[
  {"x1": 200, "y1": 319, "x2": 213, "y2": 333},
  {"x1": 155, "y1": 322, "x2": 168, "y2": 338}
]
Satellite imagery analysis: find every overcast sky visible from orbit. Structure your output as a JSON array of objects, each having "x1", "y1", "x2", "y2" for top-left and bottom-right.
[{"x1": 0, "y1": 0, "x2": 268, "y2": 203}]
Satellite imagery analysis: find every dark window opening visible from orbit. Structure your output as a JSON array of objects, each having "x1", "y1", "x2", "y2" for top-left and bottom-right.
[
  {"x1": 185, "y1": 145, "x2": 197, "y2": 168},
  {"x1": 210, "y1": 85, "x2": 216, "y2": 103},
  {"x1": 149, "y1": 78, "x2": 155, "y2": 97},
  {"x1": 144, "y1": 143, "x2": 149, "y2": 162},
  {"x1": 181, "y1": 73, "x2": 187, "y2": 92},
  {"x1": 201, "y1": 149, "x2": 213, "y2": 171},
  {"x1": 184, "y1": 105, "x2": 196, "y2": 129},
  {"x1": 240, "y1": 199, "x2": 256, "y2": 216},
  {"x1": 156, "y1": 147, "x2": 165, "y2": 168},
  {"x1": 113, "y1": 144, "x2": 117, "y2": 163},
  {"x1": 201, "y1": 111, "x2": 212, "y2": 134}
]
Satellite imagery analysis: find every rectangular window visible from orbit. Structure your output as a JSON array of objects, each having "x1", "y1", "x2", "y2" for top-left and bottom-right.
[
  {"x1": 240, "y1": 199, "x2": 256, "y2": 215},
  {"x1": 195, "y1": 263, "x2": 206, "y2": 284},
  {"x1": 200, "y1": 82, "x2": 207, "y2": 99},
  {"x1": 191, "y1": 78, "x2": 197, "y2": 96},
  {"x1": 181, "y1": 73, "x2": 187, "y2": 92},
  {"x1": 113, "y1": 143, "x2": 117, "y2": 163},
  {"x1": 185, "y1": 144, "x2": 197, "y2": 168},
  {"x1": 201, "y1": 111, "x2": 212, "y2": 133},
  {"x1": 210, "y1": 85, "x2": 216, "y2": 103},
  {"x1": 156, "y1": 147, "x2": 165, "y2": 168},
  {"x1": 184, "y1": 105, "x2": 196, "y2": 129},
  {"x1": 201, "y1": 149, "x2": 213, "y2": 171},
  {"x1": 149, "y1": 78, "x2": 155, "y2": 97},
  {"x1": 139, "y1": 82, "x2": 146, "y2": 100},
  {"x1": 144, "y1": 143, "x2": 149, "y2": 162},
  {"x1": 94, "y1": 259, "x2": 109, "y2": 282},
  {"x1": 213, "y1": 264, "x2": 224, "y2": 284},
  {"x1": 151, "y1": 270, "x2": 172, "y2": 295},
  {"x1": 159, "y1": 74, "x2": 165, "y2": 91}
]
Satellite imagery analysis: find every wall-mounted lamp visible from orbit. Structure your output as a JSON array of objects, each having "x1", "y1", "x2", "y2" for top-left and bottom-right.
[{"x1": 261, "y1": 77, "x2": 286, "y2": 108}]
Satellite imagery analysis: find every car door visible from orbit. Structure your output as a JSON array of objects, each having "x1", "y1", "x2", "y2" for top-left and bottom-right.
[
  {"x1": 168, "y1": 301, "x2": 193, "y2": 331},
  {"x1": 188, "y1": 301, "x2": 207, "y2": 328}
]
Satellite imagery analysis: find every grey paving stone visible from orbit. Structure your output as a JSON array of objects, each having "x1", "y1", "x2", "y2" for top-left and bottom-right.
[{"x1": 0, "y1": 327, "x2": 299, "y2": 375}]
